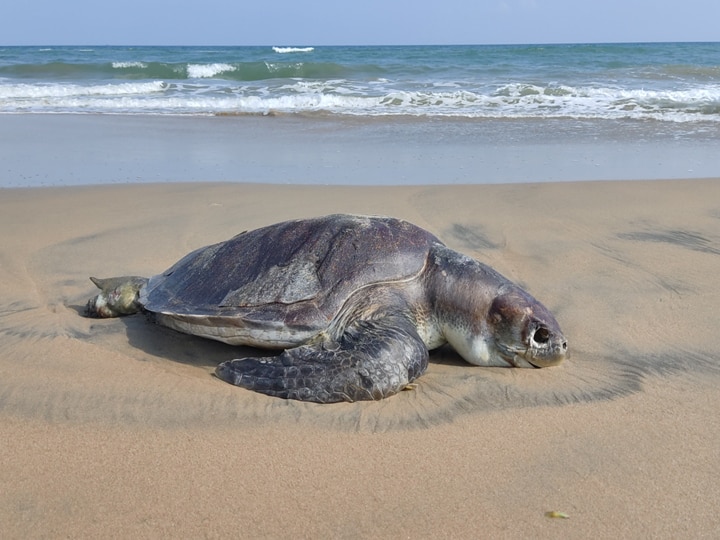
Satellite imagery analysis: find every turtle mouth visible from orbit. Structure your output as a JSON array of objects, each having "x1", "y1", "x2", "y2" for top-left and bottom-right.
[
  {"x1": 495, "y1": 336, "x2": 567, "y2": 368},
  {"x1": 506, "y1": 355, "x2": 542, "y2": 368},
  {"x1": 520, "y1": 346, "x2": 567, "y2": 368},
  {"x1": 504, "y1": 344, "x2": 567, "y2": 368},
  {"x1": 526, "y1": 358, "x2": 544, "y2": 369},
  {"x1": 494, "y1": 344, "x2": 537, "y2": 368}
]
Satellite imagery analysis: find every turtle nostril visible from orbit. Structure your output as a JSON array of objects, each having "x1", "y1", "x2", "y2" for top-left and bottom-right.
[{"x1": 562, "y1": 341, "x2": 568, "y2": 350}]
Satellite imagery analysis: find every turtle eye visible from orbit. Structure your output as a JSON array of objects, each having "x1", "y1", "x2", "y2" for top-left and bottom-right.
[{"x1": 533, "y1": 327, "x2": 550, "y2": 344}]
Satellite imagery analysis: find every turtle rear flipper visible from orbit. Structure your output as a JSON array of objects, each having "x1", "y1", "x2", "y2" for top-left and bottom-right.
[
  {"x1": 215, "y1": 312, "x2": 429, "y2": 403},
  {"x1": 85, "y1": 276, "x2": 148, "y2": 318}
]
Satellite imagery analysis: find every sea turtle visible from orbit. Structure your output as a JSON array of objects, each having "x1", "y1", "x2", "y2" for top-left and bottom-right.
[{"x1": 86, "y1": 214, "x2": 567, "y2": 402}]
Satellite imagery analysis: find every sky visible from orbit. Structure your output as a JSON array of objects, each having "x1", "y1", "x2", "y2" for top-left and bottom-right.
[{"x1": 2, "y1": 0, "x2": 719, "y2": 46}]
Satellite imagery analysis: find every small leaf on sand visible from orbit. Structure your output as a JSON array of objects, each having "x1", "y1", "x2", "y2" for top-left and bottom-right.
[{"x1": 545, "y1": 511, "x2": 570, "y2": 519}]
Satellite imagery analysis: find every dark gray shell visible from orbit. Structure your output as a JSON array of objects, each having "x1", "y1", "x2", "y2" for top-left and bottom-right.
[{"x1": 140, "y1": 214, "x2": 442, "y2": 331}]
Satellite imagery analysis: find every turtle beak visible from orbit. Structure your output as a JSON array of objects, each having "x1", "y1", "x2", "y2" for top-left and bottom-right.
[
  {"x1": 528, "y1": 353, "x2": 566, "y2": 368},
  {"x1": 508, "y1": 355, "x2": 542, "y2": 368},
  {"x1": 522, "y1": 341, "x2": 568, "y2": 367}
]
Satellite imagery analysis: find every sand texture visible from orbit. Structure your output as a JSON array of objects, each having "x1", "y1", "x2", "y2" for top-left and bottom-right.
[{"x1": 1, "y1": 180, "x2": 719, "y2": 537}]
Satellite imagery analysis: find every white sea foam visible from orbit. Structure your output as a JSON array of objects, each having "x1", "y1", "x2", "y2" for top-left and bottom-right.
[
  {"x1": 482, "y1": 83, "x2": 720, "y2": 121},
  {"x1": 0, "y1": 81, "x2": 166, "y2": 100},
  {"x1": 265, "y1": 61, "x2": 303, "y2": 73},
  {"x1": 112, "y1": 61, "x2": 148, "y2": 69},
  {"x1": 273, "y1": 46, "x2": 314, "y2": 54},
  {"x1": 1, "y1": 77, "x2": 718, "y2": 122},
  {"x1": 186, "y1": 63, "x2": 236, "y2": 79}
]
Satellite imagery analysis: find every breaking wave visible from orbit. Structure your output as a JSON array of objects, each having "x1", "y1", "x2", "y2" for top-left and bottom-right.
[
  {"x1": 186, "y1": 63, "x2": 236, "y2": 78},
  {"x1": 0, "y1": 60, "x2": 355, "y2": 81},
  {"x1": 0, "y1": 81, "x2": 166, "y2": 100},
  {"x1": 2, "y1": 79, "x2": 718, "y2": 122},
  {"x1": 273, "y1": 46, "x2": 315, "y2": 53}
]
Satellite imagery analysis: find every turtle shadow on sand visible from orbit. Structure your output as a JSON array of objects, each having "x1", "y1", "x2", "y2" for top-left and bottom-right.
[
  {"x1": 80, "y1": 305, "x2": 720, "y2": 433},
  {"x1": 83, "y1": 309, "x2": 270, "y2": 370},
  {"x1": 50, "y1": 266, "x2": 716, "y2": 432}
]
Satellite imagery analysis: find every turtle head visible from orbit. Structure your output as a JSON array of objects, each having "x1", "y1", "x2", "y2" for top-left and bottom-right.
[
  {"x1": 486, "y1": 286, "x2": 567, "y2": 368},
  {"x1": 85, "y1": 276, "x2": 148, "y2": 318},
  {"x1": 429, "y1": 245, "x2": 567, "y2": 368}
]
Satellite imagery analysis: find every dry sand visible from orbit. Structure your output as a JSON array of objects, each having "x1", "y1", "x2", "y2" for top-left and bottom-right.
[{"x1": 1, "y1": 180, "x2": 719, "y2": 537}]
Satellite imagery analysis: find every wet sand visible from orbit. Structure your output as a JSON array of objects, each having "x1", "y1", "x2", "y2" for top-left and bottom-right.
[
  {"x1": 1, "y1": 179, "x2": 720, "y2": 537},
  {"x1": 3, "y1": 114, "x2": 720, "y2": 188}
]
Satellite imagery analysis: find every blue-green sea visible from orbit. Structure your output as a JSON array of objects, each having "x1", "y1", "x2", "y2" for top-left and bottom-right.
[{"x1": 1, "y1": 43, "x2": 719, "y2": 122}]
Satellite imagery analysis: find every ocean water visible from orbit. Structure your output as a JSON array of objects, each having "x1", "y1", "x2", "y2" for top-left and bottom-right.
[
  {"x1": 1, "y1": 43, "x2": 719, "y2": 123},
  {"x1": 2, "y1": 43, "x2": 720, "y2": 187}
]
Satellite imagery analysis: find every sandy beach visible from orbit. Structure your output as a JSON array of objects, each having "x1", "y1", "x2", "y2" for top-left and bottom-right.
[{"x1": 2, "y1": 114, "x2": 720, "y2": 537}]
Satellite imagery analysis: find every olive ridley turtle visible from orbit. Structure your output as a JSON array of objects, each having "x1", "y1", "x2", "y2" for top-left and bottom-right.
[{"x1": 86, "y1": 214, "x2": 567, "y2": 402}]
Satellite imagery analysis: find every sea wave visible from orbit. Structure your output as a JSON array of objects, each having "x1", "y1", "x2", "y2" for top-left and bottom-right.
[
  {"x1": 1, "y1": 78, "x2": 718, "y2": 122},
  {"x1": 489, "y1": 83, "x2": 720, "y2": 119},
  {"x1": 112, "y1": 61, "x2": 148, "y2": 69},
  {"x1": 0, "y1": 81, "x2": 166, "y2": 100},
  {"x1": 187, "y1": 63, "x2": 236, "y2": 79},
  {"x1": 0, "y1": 60, "x2": 354, "y2": 81},
  {"x1": 273, "y1": 46, "x2": 315, "y2": 53}
]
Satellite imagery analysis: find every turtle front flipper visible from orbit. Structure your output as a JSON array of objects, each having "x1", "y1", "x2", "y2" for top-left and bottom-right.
[
  {"x1": 215, "y1": 312, "x2": 429, "y2": 403},
  {"x1": 85, "y1": 276, "x2": 148, "y2": 318}
]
